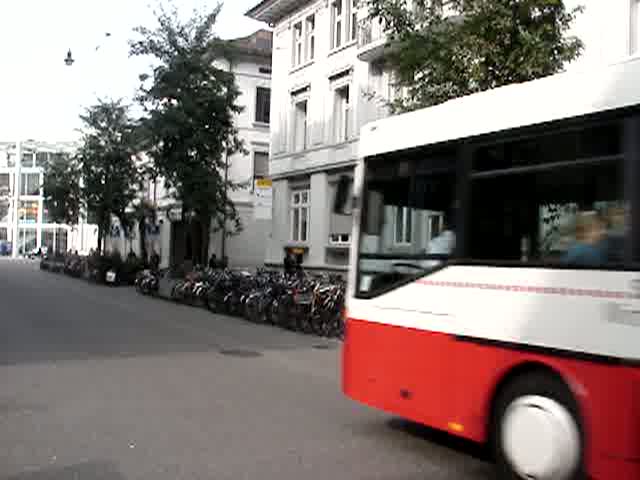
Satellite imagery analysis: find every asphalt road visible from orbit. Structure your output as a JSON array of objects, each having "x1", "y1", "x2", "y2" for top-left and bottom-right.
[{"x1": 0, "y1": 260, "x2": 492, "y2": 480}]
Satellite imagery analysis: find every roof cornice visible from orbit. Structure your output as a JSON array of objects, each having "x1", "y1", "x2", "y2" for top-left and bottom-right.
[{"x1": 246, "y1": 0, "x2": 315, "y2": 25}]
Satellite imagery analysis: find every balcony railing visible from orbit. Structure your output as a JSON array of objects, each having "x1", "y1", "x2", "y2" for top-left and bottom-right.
[
  {"x1": 357, "y1": 17, "x2": 386, "y2": 48},
  {"x1": 357, "y1": 18, "x2": 388, "y2": 62}
]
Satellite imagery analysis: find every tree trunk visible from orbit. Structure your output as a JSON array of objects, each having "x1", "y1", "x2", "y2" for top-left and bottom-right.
[
  {"x1": 200, "y1": 217, "x2": 210, "y2": 267},
  {"x1": 97, "y1": 226, "x2": 103, "y2": 255},
  {"x1": 190, "y1": 218, "x2": 202, "y2": 266},
  {"x1": 181, "y1": 206, "x2": 189, "y2": 267},
  {"x1": 139, "y1": 218, "x2": 148, "y2": 264},
  {"x1": 97, "y1": 212, "x2": 110, "y2": 256}
]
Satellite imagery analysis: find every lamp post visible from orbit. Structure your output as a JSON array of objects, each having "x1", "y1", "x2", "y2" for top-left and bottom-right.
[{"x1": 62, "y1": 34, "x2": 112, "y2": 254}]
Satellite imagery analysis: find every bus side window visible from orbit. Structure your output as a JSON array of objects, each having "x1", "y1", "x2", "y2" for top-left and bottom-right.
[{"x1": 469, "y1": 122, "x2": 626, "y2": 268}]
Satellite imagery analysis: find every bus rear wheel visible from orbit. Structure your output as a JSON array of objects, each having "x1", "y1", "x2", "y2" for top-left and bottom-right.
[{"x1": 491, "y1": 372, "x2": 584, "y2": 480}]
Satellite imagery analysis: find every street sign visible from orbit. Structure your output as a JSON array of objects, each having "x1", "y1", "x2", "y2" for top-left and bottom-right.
[{"x1": 253, "y1": 178, "x2": 272, "y2": 220}]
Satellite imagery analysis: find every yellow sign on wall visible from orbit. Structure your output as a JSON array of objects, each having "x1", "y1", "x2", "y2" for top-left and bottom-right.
[{"x1": 254, "y1": 178, "x2": 273, "y2": 220}]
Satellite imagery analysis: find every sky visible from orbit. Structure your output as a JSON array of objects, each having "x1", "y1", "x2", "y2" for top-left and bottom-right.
[{"x1": 0, "y1": 0, "x2": 266, "y2": 143}]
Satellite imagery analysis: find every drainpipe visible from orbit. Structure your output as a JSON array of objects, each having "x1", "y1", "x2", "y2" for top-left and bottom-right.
[{"x1": 12, "y1": 141, "x2": 21, "y2": 258}]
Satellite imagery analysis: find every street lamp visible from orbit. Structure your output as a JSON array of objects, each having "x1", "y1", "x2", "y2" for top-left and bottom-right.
[
  {"x1": 63, "y1": 33, "x2": 112, "y2": 67},
  {"x1": 64, "y1": 49, "x2": 75, "y2": 66}
]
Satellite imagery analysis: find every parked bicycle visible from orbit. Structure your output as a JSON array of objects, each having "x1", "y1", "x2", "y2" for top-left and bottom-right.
[{"x1": 134, "y1": 265, "x2": 346, "y2": 339}]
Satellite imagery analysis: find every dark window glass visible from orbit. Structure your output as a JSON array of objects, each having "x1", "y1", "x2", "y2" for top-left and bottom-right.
[
  {"x1": 255, "y1": 87, "x2": 271, "y2": 124},
  {"x1": 470, "y1": 125, "x2": 626, "y2": 267}
]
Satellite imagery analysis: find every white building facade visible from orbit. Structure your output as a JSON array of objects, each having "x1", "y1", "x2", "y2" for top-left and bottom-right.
[
  {"x1": 247, "y1": 0, "x2": 388, "y2": 272},
  {"x1": 0, "y1": 140, "x2": 98, "y2": 257},
  {"x1": 247, "y1": 0, "x2": 640, "y2": 273},
  {"x1": 208, "y1": 30, "x2": 274, "y2": 269},
  {"x1": 127, "y1": 30, "x2": 274, "y2": 270}
]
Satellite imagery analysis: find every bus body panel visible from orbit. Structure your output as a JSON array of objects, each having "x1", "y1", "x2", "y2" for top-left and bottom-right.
[
  {"x1": 350, "y1": 265, "x2": 639, "y2": 362},
  {"x1": 343, "y1": 316, "x2": 640, "y2": 479},
  {"x1": 344, "y1": 265, "x2": 640, "y2": 479}
]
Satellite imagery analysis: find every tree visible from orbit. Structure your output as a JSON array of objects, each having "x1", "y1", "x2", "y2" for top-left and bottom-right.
[
  {"x1": 130, "y1": 1, "x2": 245, "y2": 266},
  {"x1": 366, "y1": 0, "x2": 584, "y2": 112},
  {"x1": 42, "y1": 154, "x2": 82, "y2": 238},
  {"x1": 77, "y1": 99, "x2": 141, "y2": 254}
]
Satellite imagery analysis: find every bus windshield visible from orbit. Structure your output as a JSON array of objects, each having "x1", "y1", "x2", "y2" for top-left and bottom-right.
[{"x1": 357, "y1": 147, "x2": 459, "y2": 295}]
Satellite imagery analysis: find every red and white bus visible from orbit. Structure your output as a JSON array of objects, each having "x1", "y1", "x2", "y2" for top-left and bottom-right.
[{"x1": 334, "y1": 57, "x2": 640, "y2": 479}]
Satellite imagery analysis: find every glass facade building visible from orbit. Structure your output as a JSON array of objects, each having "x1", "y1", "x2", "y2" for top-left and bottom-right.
[{"x1": 0, "y1": 140, "x2": 91, "y2": 257}]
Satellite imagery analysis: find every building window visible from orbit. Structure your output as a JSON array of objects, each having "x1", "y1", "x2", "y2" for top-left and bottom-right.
[
  {"x1": 0, "y1": 173, "x2": 10, "y2": 197},
  {"x1": 0, "y1": 227, "x2": 7, "y2": 241},
  {"x1": 293, "y1": 99, "x2": 309, "y2": 151},
  {"x1": 334, "y1": 85, "x2": 351, "y2": 143},
  {"x1": 351, "y1": 0, "x2": 359, "y2": 42},
  {"x1": 293, "y1": 22, "x2": 303, "y2": 66},
  {"x1": 253, "y1": 152, "x2": 269, "y2": 180},
  {"x1": 394, "y1": 207, "x2": 412, "y2": 244},
  {"x1": 293, "y1": 15, "x2": 316, "y2": 66},
  {"x1": 255, "y1": 87, "x2": 271, "y2": 124},
  {"x1": 306, "y1": 15, "x2": 316, "y2": 61},
  {"x1": 330, "y1": 178, "x2": 353, "y2": 242},
  {"x1": 331, "y1": 0, "x2": 344, "y2": 49},
  {"x1": 332, "y1": 0, "x2": 358, "y2": 50},
  {"x1": 20, "y1": 173, "x2": 41, "y2": 196},
  {"x1": 631, "y1": 0, "x2": 640, "y2": 55},
  {"x1": 291, "y1": 189, "x2": 310, "y2": 242},
  {"x1": 0, "y1": 200, "x2": 9, "y2": 223},
  {"x1": 19, "y1": 200, "x2": 38, "y2": 223}
]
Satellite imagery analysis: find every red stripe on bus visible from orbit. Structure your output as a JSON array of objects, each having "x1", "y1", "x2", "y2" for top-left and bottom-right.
[{"x1": 415, "y1": 279, "x2": 631, "y2": 299}]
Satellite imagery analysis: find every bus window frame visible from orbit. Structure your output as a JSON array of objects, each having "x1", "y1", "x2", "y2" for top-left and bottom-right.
[{"x1": 354, "y1": 110, "x2": 640, "y2": 300}]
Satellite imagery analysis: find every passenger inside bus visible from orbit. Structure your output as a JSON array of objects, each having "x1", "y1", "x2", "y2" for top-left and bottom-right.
[
  {"x1": 557, "y1": 203, "x2": 629, "y2": 267},
  {"x1": 563, "y1": 211, "x2": 607, "y2": 266},
  {"x1": 427, "y1": 212, "x2": 456, "y2": 255}
]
